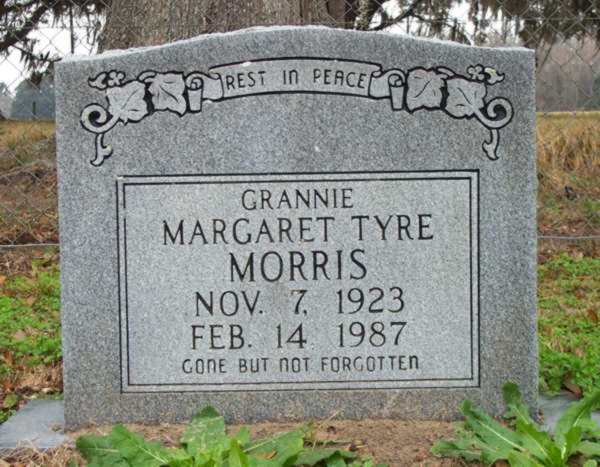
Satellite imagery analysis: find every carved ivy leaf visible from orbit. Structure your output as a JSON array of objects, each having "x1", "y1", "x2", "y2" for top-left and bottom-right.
[
  {"x1": 146, "y1": 72, "x2": 186, "y2": 115},
  {"x1": 445, "y1": 77, "x2": 486, "y2": 118},
  {"x1": 106, "y1": 81, "x2": 148, "y2": 124},
  {"x1": 406, "y1": 68, "x2": 445, "y2": 112}
]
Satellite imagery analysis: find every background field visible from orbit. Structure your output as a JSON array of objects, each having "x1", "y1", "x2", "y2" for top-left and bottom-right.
[{"x1": 537, "y1": 112, "x2": 600, "y2": 258}]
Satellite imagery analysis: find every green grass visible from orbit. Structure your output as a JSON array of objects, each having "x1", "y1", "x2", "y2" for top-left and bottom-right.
[
  {"x1": 0, "y1": 252, "x2": 61, "y2": 422},
  {"x1": 582, "y1": 199, "x2": 600, "y2": 228},
  {"x1": 538, "y1": 254, "x2": 600, "y2": 395}
]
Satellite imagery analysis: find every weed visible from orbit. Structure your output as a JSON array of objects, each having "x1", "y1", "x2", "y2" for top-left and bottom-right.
[
  {"x1": 76, "y1": 406, "x2": 386, "y2": 466},
  {"x1": 432, "y1": 382, "x2": 600, "y2": 466}
]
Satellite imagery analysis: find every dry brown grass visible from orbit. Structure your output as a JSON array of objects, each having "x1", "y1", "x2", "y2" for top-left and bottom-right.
[
  {"x1": 0, "y1": 121, "x2": 57, "y2": 245},
  {"x1": 537, "y1": 112, "x2": 600, "y2": 196},
  {"x1": 0, "y1": 120, "x2": 54, "y2": 150},
  {"x1": 536, "y1": 111, "x2": 600, "y2": 259},
  {"x1": 0, "y1": 445, "x2": 81, "y2": 467},
  {"x1": 0, "y1": 121, "x2": 55, "y2": 173}
]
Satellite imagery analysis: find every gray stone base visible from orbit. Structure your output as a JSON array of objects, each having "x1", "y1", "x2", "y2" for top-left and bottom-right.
[
  {"x1": 539, "y1": 393, "x2": 600, "y2": 433},
  {"x1": 0, "y1": 400, "x2": 70, "y2": 452}
]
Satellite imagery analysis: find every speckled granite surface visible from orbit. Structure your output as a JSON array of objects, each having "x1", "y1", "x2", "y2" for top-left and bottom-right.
[{"x1": 56, "y1": 26, "x2": 536, "y2": 429}]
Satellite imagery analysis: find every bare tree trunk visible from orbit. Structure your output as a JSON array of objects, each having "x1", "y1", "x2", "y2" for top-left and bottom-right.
[{"x1": 99, "y1": 0, "x2": 353, "y2": 51}]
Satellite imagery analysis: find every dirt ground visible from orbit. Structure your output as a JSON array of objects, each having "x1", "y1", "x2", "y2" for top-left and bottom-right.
[
  {"x1": 1, "y1": 417, "x2": 464, "y2": 467},
  {"x1": 237, "y1": 418, "x2": 461, "y2": 466}
]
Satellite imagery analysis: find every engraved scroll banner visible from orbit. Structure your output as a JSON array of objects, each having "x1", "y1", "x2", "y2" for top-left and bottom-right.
[
  {"x1": 191, "y1": 59, "x2": 405, "y2": 108},
  {"x1": 81, "y1": 58, "x2": 514, "y2": 166}
]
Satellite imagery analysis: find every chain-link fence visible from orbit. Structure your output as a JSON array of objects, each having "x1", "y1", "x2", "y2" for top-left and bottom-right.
[{"x1": 0, "y1": 1, "x2": 598, "y2": 265}]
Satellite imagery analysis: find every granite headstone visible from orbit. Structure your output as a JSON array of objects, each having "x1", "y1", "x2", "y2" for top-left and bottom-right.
[{"x1": 56, "y1": 26, "x2": 537, "y2": 429}]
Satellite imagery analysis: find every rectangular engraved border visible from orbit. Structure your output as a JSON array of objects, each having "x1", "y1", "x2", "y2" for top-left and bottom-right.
[{"x1": 116, "y1": 170, "x2": 480, "y2": 393}]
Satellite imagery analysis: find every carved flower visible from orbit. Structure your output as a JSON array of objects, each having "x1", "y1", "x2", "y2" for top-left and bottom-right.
[
  {"x1": 107, "y1": 70, "x2": 126, "y2": 87},
  {"x1": 484, "y1": 67, "x2": 505, "y2": 85},
  {"x1": 88, "y1": 72, "x2": 108, "y2": 90},
  {"x1": 467, "y1": 65, "x2": 485, "y2": 82}
]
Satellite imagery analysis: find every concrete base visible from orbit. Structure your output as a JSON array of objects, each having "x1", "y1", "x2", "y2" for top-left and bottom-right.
[
  {"x1": 0, "y1": 395, "x2": 598, "y2": 452},
  {"x1": 539, "y1": 393, "x2": 600, "y2": 433},
  {"x1": 0, "y1": 400, "x2": 70, "y2": 452}
]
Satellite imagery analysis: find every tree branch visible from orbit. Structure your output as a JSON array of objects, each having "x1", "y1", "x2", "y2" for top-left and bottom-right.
[
  {"x1": 0, "y1": 0, "x2": 44, "y2": 20},
  {"x1": 0, "y1": 2, "x2": 50, "y2": 54},
  {"x1": 370, "y1": 0, "x2": 424, "y2": 32},
  {"x1": 404, "y1": 12, "x2": 470, "y2": 43},
  {"x1": 11, "y1": 42, "x2": 60, "y2": 64},
  {"x1": 537, "y1": 42, "x2": 554, "y2": 69}
]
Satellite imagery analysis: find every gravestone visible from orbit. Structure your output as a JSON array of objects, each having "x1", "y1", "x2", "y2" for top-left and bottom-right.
[
  {"x1": 56, "y1": 26, "x2": 537, "y2": 429},
  {"x1": 11, "y1": 76, "x2": 55, "y2": 120}
]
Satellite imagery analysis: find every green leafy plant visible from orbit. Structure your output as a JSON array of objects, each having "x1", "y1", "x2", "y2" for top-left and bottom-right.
[
  {"x1": 432, "y1": 382, "x2": 600, "y2": 466},
  {"x1": 0, "y1": 258, "x2": 61, "y2": 371},
  {"x1": 0, "y1": 254, "x2": 62, "y2": 424},
  {"x1": 76, "y1": 406, "x2": 386, "y2": 467},
  {"x1": 538, "y1": 254, "x2": 600, "y2": 396}
]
